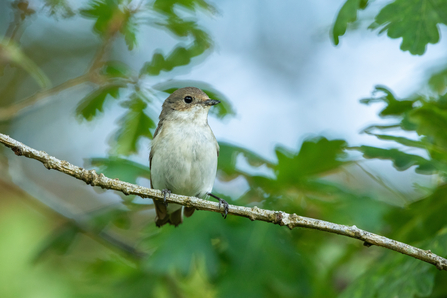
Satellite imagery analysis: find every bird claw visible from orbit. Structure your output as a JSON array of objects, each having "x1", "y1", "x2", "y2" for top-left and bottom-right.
[
  {"x1": 162, "y1": 189, "x2": 171, "y2": 206},
  {"x1": 207, "y1": 192, "x2": 229, "y2": 219},
  {"x1": 219, "y1": 198, "x2": 229, "y2": 219}
]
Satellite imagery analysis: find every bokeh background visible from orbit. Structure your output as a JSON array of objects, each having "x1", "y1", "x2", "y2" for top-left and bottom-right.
[{"x1": 1, "y1": 0, "x2": 447, "y2": 297}]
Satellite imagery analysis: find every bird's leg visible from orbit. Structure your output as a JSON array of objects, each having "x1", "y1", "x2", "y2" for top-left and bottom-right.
[
  {"x1": 162, "y1": 189, "x2": 171, "y2": 206},
  {"x1": 207, "y1": 192, "x2": 229, "y2": 219}
]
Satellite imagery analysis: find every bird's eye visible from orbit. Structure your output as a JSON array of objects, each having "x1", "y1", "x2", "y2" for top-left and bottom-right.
[{"x1": 184, "y1": 96, "x2": 193, "y2": 103}]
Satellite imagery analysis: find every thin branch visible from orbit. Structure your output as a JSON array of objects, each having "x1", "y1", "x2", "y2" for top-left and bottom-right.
[
  {"x1": 88, "y1": 30, "x2": 118, "y2": 74},
  {"x1": 0, "y1": 74, "x2": 89, "y2": 121},
  {"x1": 5, "y1": 0, "x2": 35, "y2": 43},
  {"x1": 1, "y1": 132, "x2": 447, "y2": 271},
  {"x1": 355, "y1": 162, "x2": 409, "y2": 205}
]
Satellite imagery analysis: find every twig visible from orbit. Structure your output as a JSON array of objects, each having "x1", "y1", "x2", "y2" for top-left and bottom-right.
[
  {"x1": 355, "y1": 162, "x2": 409, "y2": 205},
  {"x1": 0, "y1": 74, "x2": 89, "y2": 121},
  {"x1": 1, "y1": 132, "x2": 447, "y2": 271},
  {"x1": 0, "y1": 34, "x2": 116, "y2": 122},
  {"x1": 88, "y1": 33, "x2": 115, "y2": 74},
  {"x1": 5, "y1": 0, "x2": 35, "y2": 43}
]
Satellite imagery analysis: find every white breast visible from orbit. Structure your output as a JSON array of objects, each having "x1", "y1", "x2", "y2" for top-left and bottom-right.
[{"x1": 150, "y1": 117, "x2": 218, "y2": 199}]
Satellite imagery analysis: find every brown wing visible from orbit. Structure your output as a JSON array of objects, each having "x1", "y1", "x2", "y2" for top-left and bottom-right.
[
  {"x1": 149, "y1": 120, "x2": 164, "y2": 175},
  {"x1": 150, "y1": 121, "x2": 169, "y2": 226}
]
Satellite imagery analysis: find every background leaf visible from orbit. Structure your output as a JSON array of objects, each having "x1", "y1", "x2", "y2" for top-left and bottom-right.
[
  {"x1": 332, "y1": 0, "x2": 369, "y2": 45},
  {"x1": 356, "y1": 146, "x2": 438, "y2": 174},
  {"x1": 0, "y1": 40, "x2": 51, "y2": 89},
  {"x1": 110, "y1": 93, "x2": 155, "y2": 155},
  {"x1": 370, "y1": 0, "x2": 447, "y2": 55},
  {"x1": 76, "y1": 84, "x2": 123, "y2": 121},
  {"x1": 360, "y1": 86, "x2": 415, "y2": 117}
]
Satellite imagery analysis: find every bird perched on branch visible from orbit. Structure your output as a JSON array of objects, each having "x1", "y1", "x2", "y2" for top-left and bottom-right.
[{"x1": 150, "y1": 87, "x2": 229, "y2": 227}]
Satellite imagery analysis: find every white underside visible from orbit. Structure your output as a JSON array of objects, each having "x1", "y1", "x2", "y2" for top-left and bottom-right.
[{"x1": 150, "y1": 108, "x2": 218, "y2": 214}]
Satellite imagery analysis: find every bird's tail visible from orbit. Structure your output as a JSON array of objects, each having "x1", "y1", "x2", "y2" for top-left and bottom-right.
[{"x1": 154, "y1": 201, "x2": 183, "y2": 227}]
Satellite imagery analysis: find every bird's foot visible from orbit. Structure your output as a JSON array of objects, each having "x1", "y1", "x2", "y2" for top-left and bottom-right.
[
  {"x1": 162, "y1": 189, "x2": 171, "y2": 206},
  {"x1": 207, "y1": 192, "x2": 229, "y2": 219}
]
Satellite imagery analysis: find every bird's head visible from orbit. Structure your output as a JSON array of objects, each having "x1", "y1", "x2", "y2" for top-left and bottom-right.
[{"x1": 160, "y1": 87, "x2": 220, "y2": 123}]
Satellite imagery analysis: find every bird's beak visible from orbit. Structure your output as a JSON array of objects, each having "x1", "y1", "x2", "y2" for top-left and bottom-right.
[{"x1": 203, "y1": 99, "x2": 221, "y2": 106}]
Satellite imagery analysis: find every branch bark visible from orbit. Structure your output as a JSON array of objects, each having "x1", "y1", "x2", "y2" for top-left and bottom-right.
[{"x1": 1, "y1": 132, "x2": 447, "y2": 271}]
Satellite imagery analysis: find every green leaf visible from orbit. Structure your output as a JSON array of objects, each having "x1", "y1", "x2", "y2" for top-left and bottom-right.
[
  {"x1": 275, "y1": 137, "x2": 348, "y2": 182},
  {"x1": 88, "y1": 157, "x2": 150, "y2": 184},
  {"x1": 120, "y1": 10, "x2": 138, "y2": 51},
  {"x1": 332, "y1": 0, "x2": 369, "y2": 45},
  {"x1": 340, "y1": 231, "x2": 447, "y2": 298},
  {"x1": 360, "y1": 86, "x2": 415, "y2": 117},
  {"x1": 392, "y1": 184, "x2": 447, "y2": 242},
  {"x1": 140, "y1": 17, "x2": 212, "y2": 76},
  {"x1": 428, "y1": 67, "x2": 447, "y2": 94},
  {"x1": 357, "y1": 146, "x2": 437, "y2": 174},
  {"x1": 361, "y1": 124, "x2": 401, "y2": 133},
  {"x1": 248, "y1": 138, "x2": 350, "y2": 202},
  {"x1": 165, "y1": 46, "x2": 190, "y2": 70},
  {"x1": 400, "y1": 113, "x2": 419, "y2": 131},
  {"x1": 111, "y1": 93, "x2": 156, "y2": 155},
  {"x1": 88, "y1": 209, "x2": 131, "y2": 231},
  {"x1": 80, "y1": 0, "x2": 120, "y2": 35},
  {"x1": 159, "y1": 18, "x2": 197, "y2": 37},
  {"x1": 410, "y1": 104, "x2": 447, "y2": 150},
  {"x1": 328, "y1": 194, "x2": 390, "y2": 232},
  {"x1": 153, "y1": 0, "x2": 216, "y2": 15},
  {"x1": 140, "y1": 46, "x2": 190, "y2": 75},
  {"x1": 217, "y1": 142, "x2": 273, "y2": 181},
  {"x1": 81, "y1": 0, "x2": 139, "y2": 49},
  {"x1": 142, "y1": 211, "x2": 313, "y2": 297},
  {"x1": 34, "y1": 223, "x2": 80, "y2": 261},
  {"x1": 153, "y1": 80, "x2": 236, "y2": 119},
  {"x1": 112, "y1": 211, "x2": 132, "y2": 230},
  {"x1": 101, "y1": 61, "x2": 132, "y2": 78},
  {"x1": 76, "y1": 84, "x2": 122, "y2": 121},
  {"x1": 142, "y1": 52, "x2": 165, "y2": 76},
  {"x1": 367, "y1": 133, "x2": 426, "y2": 149},
  {"x1": 144, "y1": 213, "x2": 221, "y2": 277},
  {"x1": 371, "y1": 0, "x2": 447, "y2": 55},
  {"x1": 340, "y1": 253, "x2": 436, "y2": 298}
]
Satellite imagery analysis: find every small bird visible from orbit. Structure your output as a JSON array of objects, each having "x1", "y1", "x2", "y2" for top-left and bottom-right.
[{"x1": 150, "y1": 87, "x2": 229, "y2": 227}]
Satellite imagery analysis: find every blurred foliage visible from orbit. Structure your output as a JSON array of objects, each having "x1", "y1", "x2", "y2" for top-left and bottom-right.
[
  {"x1": 333, "y1": 0, "x2": 447, "y2": 55},
  {"x1": 44, "y1": 0, "x2": 75, "y2": 18},
  {"x1": 0, "y1": 39, "x2": 51, "y2": 88},
  {"x1": 76, "y1": 83, "x2": 123, "y2": 121},
  {"x1": 370, "y1": 0, "x2": 447, "y2": 55},
  {"x1": 1, "y1": 0, "x2": 447, "y2": 298},
  {"x1": 111, "y1": 93, "x2": 156, "y2": 155},
  {"x1": 346, "y1": 64, "x2": 447, "y2": 296},
  {"x1": 332, "y1": 0, "x2": 369, "y2": 45},
  {"x1": 340, "y1": 231, "x2": 447, "y2": 298}
]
